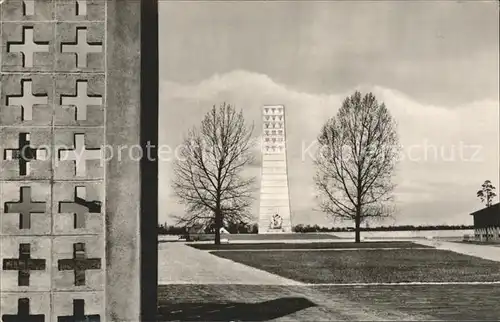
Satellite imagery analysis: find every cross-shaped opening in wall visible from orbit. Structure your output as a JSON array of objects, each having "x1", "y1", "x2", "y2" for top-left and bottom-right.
[
  {"x1": 58, "y1": 243, "x2": 101, "y2": 286},
  {"x1": 4, "y1": 186, "x2": 47, "y2": 230},
  {"x1": 58, "y1": 186, "x2": 102, "y2": 229},
  {"x1": 1, "y1": 298, "x2": 45, "y2": 322},
  {"x1": 7, "y1": 79, "x2": 48, "y2": 121},
  {"x1": 57, "y1": 299, "x2": 100, "y2": 322},
  {"x1": 23, "y1": 0, "x2": 35, "y2": 16},
  {"x1": 61, "y1": 27, "x2": 102, "y2": 68},
  {"x1": 2, "y1": 243, "x2": 46, "y2": 286},
  {"x1": 3, "y1": 133, "x2": 48, "y2": 176},
  {"x1": 76, "y1": 0, "x2": 87, "y2": 16},
  {"x1": 60, "y1": 80, "x2": 103, "y2": 121},
  {"x1": 8, "y1": 27, "x2": 49, "y2": 68},
  {"x1": 58, "y1": 134, "x2": 102, "y2": 177}
]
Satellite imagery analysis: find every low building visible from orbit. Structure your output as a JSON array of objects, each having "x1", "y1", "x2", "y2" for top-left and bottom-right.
[
  {"x1": 185, "y1": 224, "x2": 230, "y2": 241},
  {"x1": 470, "y1": 203, "x2": 500, "y2": 242}
]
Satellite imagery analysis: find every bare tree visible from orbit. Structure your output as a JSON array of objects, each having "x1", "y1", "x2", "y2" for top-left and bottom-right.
[
  {"x1": 477, "y1": 180, "x2": 497, "y2": 207},
  {"x1": 314, "y1": 91, "x2": 400, "y2": 243},
  {"x1": 172, "y1": 103, "x2": 256, "y2": 244}
]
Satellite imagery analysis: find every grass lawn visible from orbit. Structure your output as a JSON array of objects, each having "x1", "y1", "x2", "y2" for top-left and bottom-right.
[
  {"x1": 158, "y1": 284, "x2": 500, "y2": 321},
  {"x1": 189, "y1": 241, "x2": 432, "y2": 250},
  {"x1": 316, "y1": 284, "x2": 500, "y2": 321},
  {"x1": 212, "y1": 249, "x2": 500, "y2": 283}
]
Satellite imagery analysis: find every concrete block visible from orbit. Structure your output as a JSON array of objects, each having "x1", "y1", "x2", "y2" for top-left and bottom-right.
[
  {"x1": 52, "y1": 181, "x2": 104, "y2": 235},
  {"x1": 1, "y1": 0, "x2": 54, "y2": 22},
  {"x1": 1, "y1": 22, "x2": 56, "y2": 72},
  {"x1": 56, "y1": 0, "x2": 106, "y2": 21},
  {"x1": 52, "y1": 235, "x2": 104, "y2": 291},
  {"x1": 0, "y1": 236, "x2": 52, "y2": 292},
  {"x1": 1, "y1": 292, "x2": 50, "y2": 320},
  {"x1": 1, "y1": 181, "x2": 52, "y2": 235},
  {"x1": 55, "y1": 22, "x2": 104, "y2": 72},
  {"x1": 52, "y1": 291, "x2": 104, "y2": 321},
  {"x1": 0, "y1": 73, "x2": 54, "y2": 126},
  {"x1": 53, "y1": 128, "x2": 104, "y2": 180},
  {"x1": 54, "y1": 73, "x2": 105, "y2": 126},
  {"x1": 0, "y1": 128, "x2": 52, "y2": 180}
]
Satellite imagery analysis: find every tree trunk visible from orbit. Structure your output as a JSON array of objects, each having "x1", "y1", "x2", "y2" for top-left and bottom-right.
[
  {"x1": 355, "y1": 209, "x2": 361, "y2": 243},
  {"x1": 355, "y1": 172, "x2": 362, "y2": 243},
  {"x1": 214, "y1": 209, "x2": 221, "y2": 245},
  {"x1": 354, "y1": 213, "x2": 361, "y2": 243}
]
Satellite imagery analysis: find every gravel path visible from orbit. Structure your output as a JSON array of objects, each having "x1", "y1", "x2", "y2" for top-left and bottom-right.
[{"x1": 158, "y1": 242, "x2": 303, "y2": 285}]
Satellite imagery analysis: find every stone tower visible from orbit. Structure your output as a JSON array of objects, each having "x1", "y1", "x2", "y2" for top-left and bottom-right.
[{"x1": 258, "y1": 105, "x2": 292, "y2": 233}]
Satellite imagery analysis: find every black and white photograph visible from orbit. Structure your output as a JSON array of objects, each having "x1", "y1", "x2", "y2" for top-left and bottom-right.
[{"x1": 0, "y1": 0, "x2": 499, "y2": 321}]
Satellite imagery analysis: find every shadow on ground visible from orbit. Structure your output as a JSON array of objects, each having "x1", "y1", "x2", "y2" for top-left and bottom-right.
[{"x1": 157, "y1": 296, "x2": 316, "y2": 321}]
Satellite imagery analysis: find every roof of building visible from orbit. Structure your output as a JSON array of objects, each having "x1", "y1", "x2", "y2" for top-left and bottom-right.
[
  {"x1": 187, "y1": 224, "x2": 230, "y2": 234},
  {"x1": 187, "y1": 224, "x2": 206, "y2": 234},
  {"x1": 470, "y1": 202, "x2": 500, "y2": 216}
]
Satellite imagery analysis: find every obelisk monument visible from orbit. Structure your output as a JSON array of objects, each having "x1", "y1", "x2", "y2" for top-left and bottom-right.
[{"x1": 258, "y1": 105, "x2": 292, "y2": 233}]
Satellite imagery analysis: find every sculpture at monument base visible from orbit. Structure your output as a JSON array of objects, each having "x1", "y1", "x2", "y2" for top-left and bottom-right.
[{"x1": 270, "y1": 213, "x2": 283, "y2": 230}]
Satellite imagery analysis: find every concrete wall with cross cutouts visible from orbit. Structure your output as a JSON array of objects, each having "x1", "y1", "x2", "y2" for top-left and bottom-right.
[{"x1": 1, "y1": 0, "x2": 147, "y2": 320}]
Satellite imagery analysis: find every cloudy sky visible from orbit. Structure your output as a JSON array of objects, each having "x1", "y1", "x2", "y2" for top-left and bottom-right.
[{"x1": 158, "y1": 1, "x2": 499, "y2": 227}]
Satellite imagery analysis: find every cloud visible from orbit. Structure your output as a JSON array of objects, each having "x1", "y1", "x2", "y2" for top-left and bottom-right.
[
  {"x1": 160, "y1": 1, "x2": 498, "y2": 106},
  {"x1": 159, "y1": 70, "x2": 499, "y2": 226}
]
